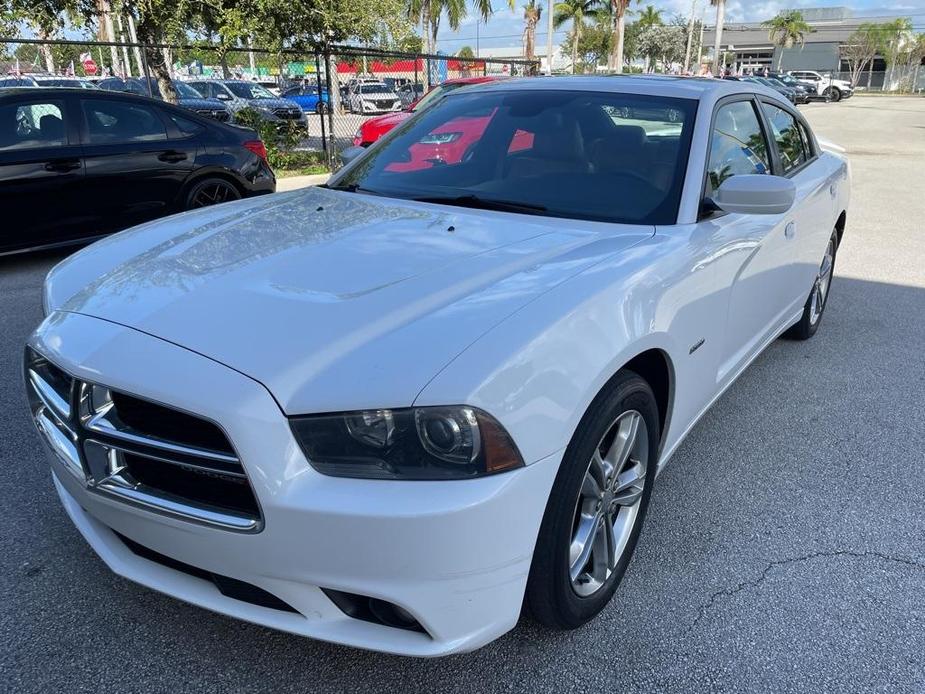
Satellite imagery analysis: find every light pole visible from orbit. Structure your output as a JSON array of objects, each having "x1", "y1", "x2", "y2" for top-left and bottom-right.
[{"x1": 546, "y1": 0, "x2": 554, "y2": 74}]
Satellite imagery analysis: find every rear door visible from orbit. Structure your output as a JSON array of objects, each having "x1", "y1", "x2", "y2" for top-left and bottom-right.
[
  {"x1": 78, "y1": 96, "x2": 196, "y2": 232},
  {"x1": 758, "y1": 99, "x2": 833, "y2": 306},
  {"x1": 0, "y1": 94, "x2": 87, "y2": 253}
]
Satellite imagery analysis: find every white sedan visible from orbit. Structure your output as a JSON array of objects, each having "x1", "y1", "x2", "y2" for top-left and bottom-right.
[{"x1": 26, "y1": 76, "x2": 849, "y2": 657}]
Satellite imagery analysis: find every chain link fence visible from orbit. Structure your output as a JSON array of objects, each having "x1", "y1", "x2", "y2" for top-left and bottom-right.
[{"x1": 1, "y1": 37, "x2": 539, "y2": 171}]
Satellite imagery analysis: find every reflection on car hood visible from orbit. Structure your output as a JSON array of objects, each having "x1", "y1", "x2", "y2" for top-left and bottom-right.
[
  {"x1": 362, "y1": 111, "x2": 411, "y2": 131},
  {"x1": 178, "y1": 97, "x2": 229, "y2": 110},
  {"x1": 246, "y1": 97, "x2": 299, "y2": 110},
  {"x1": 50, "y1": 188, "x2": 652, "y2": 413}
]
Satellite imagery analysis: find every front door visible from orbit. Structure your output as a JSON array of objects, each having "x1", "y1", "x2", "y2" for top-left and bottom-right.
[{"x1": 704, "y1": 97, "x2": 797, "y2": 385}]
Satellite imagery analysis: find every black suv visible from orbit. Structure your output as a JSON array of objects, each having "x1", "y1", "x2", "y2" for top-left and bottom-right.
[
  {"x1": 0, "y1": 87, "x2": 275, "y2": 255},
  {"x1": 98, "y1": 77, "x2": 233, "y2": 122}
]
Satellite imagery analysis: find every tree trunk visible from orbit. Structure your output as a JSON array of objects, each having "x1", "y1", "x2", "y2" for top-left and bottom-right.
[
  {"x1": 615, "y1": 9, "x2": 626, "y2": 74},
  {"x1": 220, "y1": 49, "x2": 230, "y2": 79},
  {"x1": 712, "y1": 0, "x2": 725, "y2": 76},
  {"x1": 126, "y1": 14, "x2": 144, "y2": 77},
  {"x1": 777, "y1": 49, "x2": 783, "y2": 71},
  {"x1": 100, "y1": 0, "x2": 122, "y2": 76},
  {"x1": 683, "y1": 0, "x2": 696, "y2": 72},
  {"x1": 134, "y1": 17, "x2": 178, "y2": 103},
  {"x1": 867, "y1": 58, "x2": 873, "y2": 89},
  {"x1": 571, "y1": 24, "x2": 579, "y2": 74}
]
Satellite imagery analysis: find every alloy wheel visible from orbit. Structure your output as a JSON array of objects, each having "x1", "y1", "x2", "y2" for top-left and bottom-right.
[
  {"x1": 189, "y1": 181, "x2": 239, "y2": 209},
  {"x1": 809, "y1": 237, "x2": 835, "y2": 325},
  {"x1": 569, "y1": 410, "x2": 649, "y2": 597}
]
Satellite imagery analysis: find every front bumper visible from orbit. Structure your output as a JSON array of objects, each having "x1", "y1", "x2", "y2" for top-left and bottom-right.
[{"x1": 27, "y1": 311, "x2": 559, "y2": 656}]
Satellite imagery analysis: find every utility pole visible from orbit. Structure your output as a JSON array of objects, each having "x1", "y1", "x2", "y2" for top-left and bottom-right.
[
  {"x1": 696, "y1": 14, "x2": 705, "y2": 68},
  {"x1": 545, "y1": 0, "x2": 554, "y2": 74},
  {"x1": 683, "y1": 0, "x2": 697, "y2": 73},
  {"x1": 476, "y1": 19, "x2": 480, "y2": 58}
]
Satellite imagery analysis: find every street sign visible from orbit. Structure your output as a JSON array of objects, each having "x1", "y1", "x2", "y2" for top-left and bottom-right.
[{"x1": 83, "y1": 58, "x2": 98, "y2": 76}]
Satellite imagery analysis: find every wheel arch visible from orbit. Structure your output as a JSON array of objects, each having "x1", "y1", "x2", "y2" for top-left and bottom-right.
[{"x1": 835, "y1": 210, "x2": 847, "y2": 247}]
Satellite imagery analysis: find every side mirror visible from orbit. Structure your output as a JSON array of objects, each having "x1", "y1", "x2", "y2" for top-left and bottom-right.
[
  {"x1": 340, "y1": 146, "x2": 366, "y2": 165},
  {"x1": 714, "y1": 174, "x2": 796, "y2": 215}
]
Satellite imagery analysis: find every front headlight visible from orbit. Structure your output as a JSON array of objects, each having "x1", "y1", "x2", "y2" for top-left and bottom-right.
[{"x1": 290, "y1": 406, "x2": 524, "y2": 480}]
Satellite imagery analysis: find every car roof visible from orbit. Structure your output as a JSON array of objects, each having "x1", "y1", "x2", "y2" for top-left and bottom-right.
[{"x1": 455, "y1": 74, "x2": 785, "y2": 103}]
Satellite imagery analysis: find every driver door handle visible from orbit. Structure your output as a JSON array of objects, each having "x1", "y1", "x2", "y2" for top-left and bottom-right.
[
  {"x1": 785, "y1": 221, "x2": 796, "y2": 239},
  {"x1": 44, "y1": 158, "x2": 80, "y2": 173},
  {"x1": 157, "y1": 150, "x2": 188, "y2": 163}
]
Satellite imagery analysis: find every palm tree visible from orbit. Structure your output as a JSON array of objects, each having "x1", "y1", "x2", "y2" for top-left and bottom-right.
[
  {"x1": 523, "y1": 0, "x2": 543, "y2": 61},
  {"x1": 554, "y1": 0, "x2": 600, "y2": 73},
  {"x1": 879, "y1": 17, "x2": 914, "y2": 90},
  {"x1": 609, "y1": 0, "x2": 638, "y2": 73},
  {"x1": 637, "y1": 5, "x2": 661, "y2": 28},
  {"x1": 761, "y1": 10, "x2": 813, "y2": 70},
  {"x1": 710, "y1": 0, "x2": 725, "y2": 76}
]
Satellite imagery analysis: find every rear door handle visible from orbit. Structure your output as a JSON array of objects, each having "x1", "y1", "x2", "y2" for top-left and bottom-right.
[
  {"x1": 44, "y1": 158, "x2": 80, "y2": 173},
  {"x1": 157, "y1": 150, "x2": 188, "y2": 163},
  {"x1": 785, "y1": 221, "x2": 796, "y2": 239}
]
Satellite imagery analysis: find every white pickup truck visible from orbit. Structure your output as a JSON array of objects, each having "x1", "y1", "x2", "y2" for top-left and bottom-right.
[{"x1": 788, "y1": 70, "x2": 854, "y2": 102}]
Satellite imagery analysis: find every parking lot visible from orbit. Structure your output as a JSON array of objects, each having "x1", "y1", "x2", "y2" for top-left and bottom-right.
[{"x1": 1, "y1": 96, "x2": 923, "y2": 692}]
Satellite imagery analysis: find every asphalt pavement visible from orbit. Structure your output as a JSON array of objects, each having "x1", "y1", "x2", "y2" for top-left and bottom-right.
[{"x1": 1, "y1": 96, "x2": 923, "y2": 693}]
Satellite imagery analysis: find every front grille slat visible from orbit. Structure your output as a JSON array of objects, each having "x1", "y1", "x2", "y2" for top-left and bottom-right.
[{"x1": 25, "y1": 348, "x2": 262, "y2": 532}]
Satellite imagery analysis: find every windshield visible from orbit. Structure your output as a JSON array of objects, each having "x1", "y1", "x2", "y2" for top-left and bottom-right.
[
  {"x1": 174, "y1": 81, "x2": 203, "y2": 99},
  {"x1": 226, "y1": 82, "x2": 275, "y2": 99},
  {"x1": 334, "y1": 89, "x2": 696, "y2": 225},
  {"x1": 359, "y1": 84, "x2": 390, "y2": 94},
  {"x1": 411, "y1": 83, "x2": 465, "y2": 113}
]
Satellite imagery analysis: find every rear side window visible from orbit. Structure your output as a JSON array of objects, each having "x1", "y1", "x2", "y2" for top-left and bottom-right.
[
  {"x1": 168, "y1": 113, "x2": 204, "y2": 135},
  {"x1": 706, "y1": 100, "x2": 770, "y2": 197},
  {"x1": 0, "y1": 101, "x2": 67, "y2": 150},
  {"x1": 83, "y1": 99, "x2": 168, "y2": 144},
  {"x1": 760, "y1": 102, "x2": 809, "y2": 174}
]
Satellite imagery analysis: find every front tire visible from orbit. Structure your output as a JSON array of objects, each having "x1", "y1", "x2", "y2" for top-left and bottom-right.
[
  {"x1": 785, "y1": 229, "x2": 838, "y2": 340},
  {"x1": 827, "y1": 87, "x2": 842, "y2": 102},
  {"x1": 526, "y1": 370, "x2": 659, "y2": 630}
]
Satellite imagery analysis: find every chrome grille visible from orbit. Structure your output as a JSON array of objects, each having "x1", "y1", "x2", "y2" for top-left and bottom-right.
[
  {"x1": 25, "y1": 347, "x2": 261, "y2": 532},
  {"x1": 272, "y1": 108, "x2": 302, "y2": 120}
]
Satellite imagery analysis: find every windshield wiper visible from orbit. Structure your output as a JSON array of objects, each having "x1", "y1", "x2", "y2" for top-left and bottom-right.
[
  {"x1": 412, "y1": 194, "x2": 547, "y2": 216},
  {"x1": 322, "y1": 183, "x2": 385, "y2": 196}
]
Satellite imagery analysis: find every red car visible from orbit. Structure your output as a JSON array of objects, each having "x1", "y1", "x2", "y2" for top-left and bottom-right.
[{"x1": 352, "y1": 76, "x2": 501, "y2": 147}]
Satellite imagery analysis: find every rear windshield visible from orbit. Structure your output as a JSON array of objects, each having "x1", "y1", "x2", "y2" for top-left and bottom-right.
[{"x1": 335, "y1": 89, "x2": 696, "y2": 225}]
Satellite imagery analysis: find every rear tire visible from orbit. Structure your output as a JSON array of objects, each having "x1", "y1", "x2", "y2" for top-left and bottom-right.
[
  {"x1": 784, "y1": 228, "x2": 838, "y2": 340},
  {"x1": 526, "y1": 370, "x2": 659, "y2": 630},
  {"x1": 185, "y1": 177, "x2": 242, "y2": 210}
]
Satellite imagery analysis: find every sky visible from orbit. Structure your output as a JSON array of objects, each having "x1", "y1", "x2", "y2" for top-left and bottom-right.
[{"x1": 434, "y1": 0, "x2": 925, "y2": 53}]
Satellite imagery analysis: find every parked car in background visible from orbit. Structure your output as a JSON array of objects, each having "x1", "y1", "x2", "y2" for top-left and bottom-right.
[
  {"x1": 281, "y1": 83, "x2": 330, "y2": 114},
  {"x1": 0, "y1": 76, "x2": 39, "y2": 88},
  {"x1": 98, "y1": 77, "x2": 233, "y2": 122},
  {"x1": 27, "y1": 76, "x2": 849, "y2": 657},
  {"x1": 743, "y1": 76, "x2": 800, "y2": 104},
  {"x1": 347, "y1": 82, "x2": 402, "y2": 114},
  {"x1": 0, "y1": 87, "x2": 274, "y2": 255},
  {"x1": 353, "y1": 76, "x2": 501, "y2": 147},
  {"x1": 188, "y1": 79, "x2": 305, "y2": 129},
  {"x1": 397, "y1": 82, "x2": 424, "y2": 107},
  {"x1": 787, "y1": 70, "x2": 853, "y2": 102},
  {"x1": 32, "y1": 77, "x2": 99, "y2": 89},
  {"x1": 767, "y1": 72, "x2": 818, "y2": 101}
]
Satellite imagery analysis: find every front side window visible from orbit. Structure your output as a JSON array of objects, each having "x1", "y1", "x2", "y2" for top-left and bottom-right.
[
  {"x1": 0, "y1": 101, "x2": 66, "y2": 150},
  {"x1": 333, "y1": 90, "x2": 696, "y2": 225},
  {"x1": 760, "y1": 102, "x2": 808, "y2": 174},
  {"x1": 706, "y1": 100, "x2": 770, "y2": 197},
  {"x1": 83, "y1": 99, "x2": 167, "y2": 144}
]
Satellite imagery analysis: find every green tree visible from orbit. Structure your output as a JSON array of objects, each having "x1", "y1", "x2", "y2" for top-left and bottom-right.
[
  {"x1": 841, "y1": 23, "x2": 882, "y2": 88},
  {"x1": 555, "y1": 0, "x2": 601, "y2": 73},
  {"x1": 761, "y1": 10, "x2": 813, "y2": 70},
  {"x1": 878, "y1": 17, "x2": 913, "y2": 90},
  {"x1": 636, "y1": 4, "x2": 660, "y2": 29}
]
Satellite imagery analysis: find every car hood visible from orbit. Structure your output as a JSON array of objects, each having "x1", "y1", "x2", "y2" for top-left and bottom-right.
[
  {"x1": 178, "y1": 97, "x2": 228, "y2": 110},
  {"x1": 361, "y1": 111, "x2": 411, "y2": 133},
  {"x1": 246, "y1": 97, "x2": 299, "y2": 110},
  {"x1": 50, "y1": 188, "x2": 652, "y2": 414}
]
